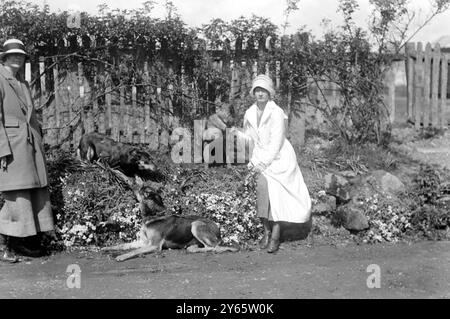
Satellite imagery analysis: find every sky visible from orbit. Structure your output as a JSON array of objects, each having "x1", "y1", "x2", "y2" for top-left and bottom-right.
[{"x1": 32, "y1": 0, "x2": 450, "y2": 43}]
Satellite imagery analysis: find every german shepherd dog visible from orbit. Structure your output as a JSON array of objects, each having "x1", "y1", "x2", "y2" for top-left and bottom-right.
[
  {"x1": 102, "y1": 182, "x2": 239, "y2": 262},
  {"x1": 77, "y1": 132, "x2": 161, "y2": 180}
]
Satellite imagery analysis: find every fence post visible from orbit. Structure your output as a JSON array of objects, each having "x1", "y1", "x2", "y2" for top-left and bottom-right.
[
  {"x1": 431, "y1": 44, "x2": 441, "y2": 127},
  {"x1": 39, "y1": 57, "x2": 48, "y2": 144},
  {"x1": 25, "y1": 61, "x2": 31, "y2": 83},
  {"x1": 76, "y1": 62, "x2": 85, "y2": 145},
  {"x1": 131, "y1": 81, "x2": 138, "y2": 144},
  {"x1": 144, "y1": 62, "x2": 157, "y2": 149},
  {"x1": 423, "y1": 43, "x2": 432, "y2": 127},
  {"x1": 276, "y1": 61, "x2": 281, "y2": 90},
  {"x1": 194, "y1": 119, "x2": 205, "y2": 164},
  {"x1": 94, "y1": 67, "x2": 104, "y2": 133},
  {"x1": 385, "y1": 64, "x2": 396, "y2": 124},
  {"x1": 414, "y1": 42, "x2": 424, "y2": 129},
  {"x1": 405, "y1": 43, "x2": 415, "y2": 122},
  {"x1": 53, "y1": 58, "x2": 61, "y2": 144},
  {"x1": 120, "y1": 78, "x2": 127, "y2": 143},
  {"x1": 441, "y1": 54, "x2": 449, "y2": 128},
  {"x1": 229, "y1": 60, "x2": 239, "y2": 102},
  {"x1": 252, "y1": 61, "x2": 257, "y2": 79},
  {"x1": 105, "y1": 69, "x2": 112, "y2": 136}
]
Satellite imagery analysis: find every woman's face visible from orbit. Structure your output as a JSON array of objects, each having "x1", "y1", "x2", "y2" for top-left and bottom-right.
[
  {"x1": 254, "y1": 87, "x2": 270, "y2": 104},
  {"x1": 4, "y1": 53, "x2": 25, "y2": 70}
]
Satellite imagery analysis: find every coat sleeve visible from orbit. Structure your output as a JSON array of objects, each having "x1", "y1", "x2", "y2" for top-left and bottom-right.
[
  {"x1": 0, "y1": 86, "x2": 12, "y2": 159},
  {"x1": 254, "y1": 108, "x2": 286, "y2": 169}
]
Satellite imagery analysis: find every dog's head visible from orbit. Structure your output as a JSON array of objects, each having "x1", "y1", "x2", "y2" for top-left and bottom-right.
[
  {"x1": 129, "y1": 149, "x2": 156, "y2": 171},
  {"x1": 134, "y1": 182, "x2": 165, "y2": 218}
]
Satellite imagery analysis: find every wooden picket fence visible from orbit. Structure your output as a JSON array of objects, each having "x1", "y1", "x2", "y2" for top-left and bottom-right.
[
  {"x1": 25, "y1": 57, "x2": 287, "y2": 151},
  {"x1": 405, "y1": 42, "x2": 450, "y2": 128},
  {"x1": 23, "y1": 51, "x2": 402, "y2": 153}
]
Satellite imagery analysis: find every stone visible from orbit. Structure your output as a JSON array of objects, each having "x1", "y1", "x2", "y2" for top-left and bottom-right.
[
  {"x1": 369, "y1": 170, "x2": 405, "y2": 194},
  {"x1": 335, "y1": 204, "x2": 370, "y2": 232},
  {"x1": 324, "y1": 174, "x2": 351, "y2": 204}
]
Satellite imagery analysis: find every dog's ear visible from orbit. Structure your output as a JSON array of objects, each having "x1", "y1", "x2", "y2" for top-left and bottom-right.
[{"x1": 149, "y1": 192, "x2": 165, "y2": 210}]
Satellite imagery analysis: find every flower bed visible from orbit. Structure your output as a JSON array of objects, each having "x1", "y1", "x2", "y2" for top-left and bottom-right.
[
  {"x1": 46, "y1": 150, "x2": 262, "y2": 250},
  {"x1": 33, "y1": 149, "x2": 450, "y2": 251}
]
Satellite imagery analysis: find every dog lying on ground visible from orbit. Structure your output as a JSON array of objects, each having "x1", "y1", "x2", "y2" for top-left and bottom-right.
[
  {"x1": 77, "y1": 132, "x2": 162, "y2": 181},
  {"x1": 102, "y1": 181, "x2": 239, "y2": 262}
]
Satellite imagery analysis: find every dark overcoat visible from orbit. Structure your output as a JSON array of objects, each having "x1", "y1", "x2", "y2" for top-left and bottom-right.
[{"x1": 0, "y1": 65, "x2": 48, "y2": 191}]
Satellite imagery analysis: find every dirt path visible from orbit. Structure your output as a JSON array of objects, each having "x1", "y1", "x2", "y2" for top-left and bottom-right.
[
  {"x1": 1, "y1": 240, "x2": 449, "y2": 299},
  {"x1": 392, "y1": 128, "x2": 450, "y2": 170}
]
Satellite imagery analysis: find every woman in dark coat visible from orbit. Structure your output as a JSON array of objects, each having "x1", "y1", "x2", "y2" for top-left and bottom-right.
[{"x1": 0, "y1": 39, "x2": 54, "y2": 263}]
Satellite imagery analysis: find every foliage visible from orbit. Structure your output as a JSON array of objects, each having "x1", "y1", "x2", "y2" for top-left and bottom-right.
[
  {"x1": 46, "y1": 150, "x2": 140, "y2": 249},
  {"x1": 407, "y1": 165, "x2": 450, "y2": 239},
  {"x1": 412, "y1": 165, "x2": 442, "y2": 205},
  {"x1": 297, "y1": 3, "x2": 391, "y2": 145},
  {"x1": 45, "y1": 148, "x2": 262, "y2": 250},
  {"x1": 361, "y1": 193, "x2": 413, "y2": 243},
  {"x1": 2, "y1": 0, "x2": 448, "y2": 146},
  {"x1": 356, "y1": 165, "x2": 450, "y2": 243}
]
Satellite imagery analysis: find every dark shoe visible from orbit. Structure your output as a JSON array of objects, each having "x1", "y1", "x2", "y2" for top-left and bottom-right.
[
  {"x1": 267, "y1": 239, "x2": 280, "y2": 253},
  {"x1": 9, "y1": 237, "x2": 48, "y2": 258},
  {"x1": 0, "y1": 250, "x2": 20, "y2": 263},
  {"x1": 11, "y1": 243, "x2": 47, "y2": 258},
  {"x1": 259, "y1": 232, "x2": 271, "y2": 249}
]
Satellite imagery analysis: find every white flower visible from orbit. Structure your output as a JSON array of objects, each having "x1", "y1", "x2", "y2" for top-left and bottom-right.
[{"x1": 318, "y1": 190, "x2": 326, "y2": 197}]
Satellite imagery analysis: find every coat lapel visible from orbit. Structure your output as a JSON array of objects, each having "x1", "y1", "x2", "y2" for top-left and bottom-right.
[
  {"x1": 246, "y1": 104, "x2": 258, "y2": 130},
  {"x1": 0, "y1": 66, "x2": 30, "y2": 116},
  {"x1": 258, "y1": 101, "x2": 274, "y2": 129}
]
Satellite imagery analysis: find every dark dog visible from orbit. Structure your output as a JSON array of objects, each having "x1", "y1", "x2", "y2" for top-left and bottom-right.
[
  {"x1": 77, "y1": 132, "x2": 161, "y2": 180},
  {"x1": 102, "y1": 182, "x2": 239, "y2": 262}
]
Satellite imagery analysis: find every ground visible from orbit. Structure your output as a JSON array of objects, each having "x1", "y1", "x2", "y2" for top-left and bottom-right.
[
  {"x1": 1, "y1": 240, "x2": 449, "y2": 299},
  {"x1": 391, "y1": 126, "x2": 450, "y2": 170},
  {"x1": 1, "y1": 126, "x2": 450, "y2": 299}
]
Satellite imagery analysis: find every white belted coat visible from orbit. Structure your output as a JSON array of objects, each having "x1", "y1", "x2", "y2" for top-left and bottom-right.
[{"x1": 241, "y1": 101, "x2": 311, "y2": 223}]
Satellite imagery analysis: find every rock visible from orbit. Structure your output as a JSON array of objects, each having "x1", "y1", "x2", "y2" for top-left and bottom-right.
[
  {"x1": 335, "y1": 204, "x2": 369, "y2": 231},
  {"x1": 368, "y1": 170, "x2": 405, "y2": 194},
  {"x1": 324, "y1": 174, "x2": 351, "y2": 204},
  {"x1": 312, "y1": 194, "x2": 337, "y2": 215}
]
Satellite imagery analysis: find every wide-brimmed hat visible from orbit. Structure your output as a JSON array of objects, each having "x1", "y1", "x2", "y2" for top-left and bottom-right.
[
  {"x1": 250, "y1": 74, "x2": 275, "y2": 98},
  {"x1": 0, "y1": 39, "x2": 28, "y2": 61}
]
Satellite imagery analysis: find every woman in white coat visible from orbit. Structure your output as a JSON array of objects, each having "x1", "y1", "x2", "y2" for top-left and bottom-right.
[{"x1": 238, "y1": 74, "x2": 311, "y2": 253}]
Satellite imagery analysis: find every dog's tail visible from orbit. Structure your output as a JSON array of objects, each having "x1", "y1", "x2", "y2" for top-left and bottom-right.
[
  {"x1": 214, "y1": 245, "x2": 240, "y2": 253},
  {"x1": 101, "y1": 240, "x2": 144, "y2": 252}
]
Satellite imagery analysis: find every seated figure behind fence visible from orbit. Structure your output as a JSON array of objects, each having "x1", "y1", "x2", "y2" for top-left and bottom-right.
[{"x1": 202, "y1": 102, "x2": 251, "y2": 167}]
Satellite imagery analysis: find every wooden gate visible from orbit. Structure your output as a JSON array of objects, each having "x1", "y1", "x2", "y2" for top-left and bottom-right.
[{"x1": 405, "y1": 42, "x2": 450, "y2": 129}]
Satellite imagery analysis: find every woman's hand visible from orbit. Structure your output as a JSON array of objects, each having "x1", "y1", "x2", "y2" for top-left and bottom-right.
[
  {"x1": 253, "y1": 164, "x2": 265, "y2": 174},
  {"x1": 248, "y1": 161, "x2": 265, "y2": 174},
  {"x1": 1, "y1": 156, "x2": 7, "y2": 171}
]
